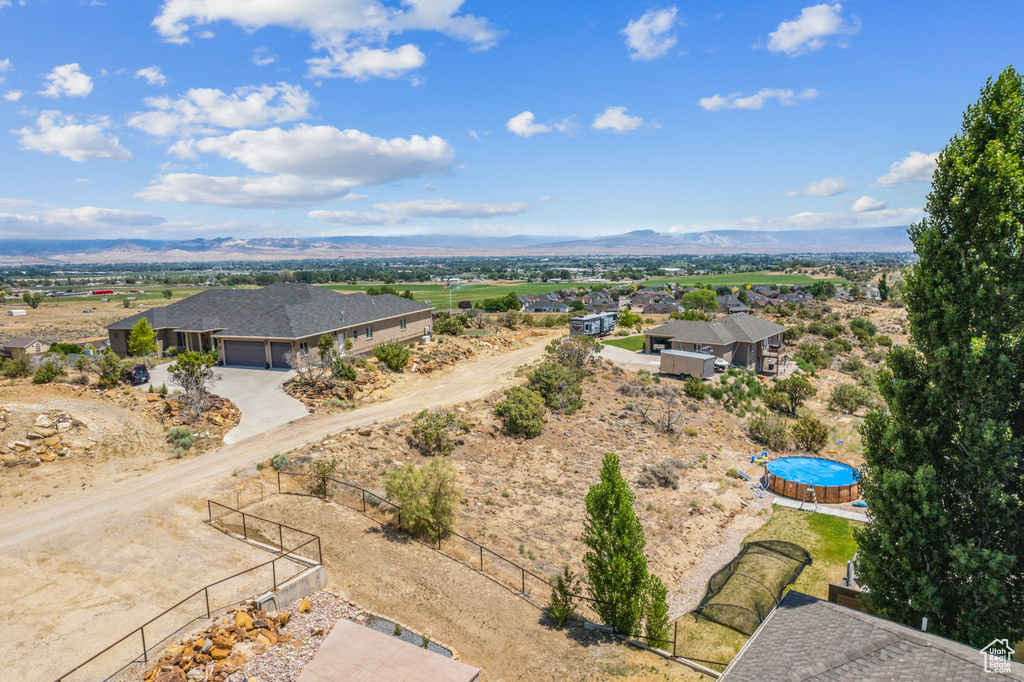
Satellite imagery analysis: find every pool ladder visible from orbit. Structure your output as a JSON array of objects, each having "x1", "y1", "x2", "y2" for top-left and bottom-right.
[{"x1": 798, "y1": 486, "x2": 819, "y2": 513}]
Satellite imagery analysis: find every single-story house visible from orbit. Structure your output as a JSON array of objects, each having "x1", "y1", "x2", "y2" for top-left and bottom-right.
[
  {"x1": 644, "y1": 313, "x2": 788, "y2": 372},
  {"x1": 717, "y1": 294, "x2": 751, "y2": 314},
  {"x1": 105, "y1": 283, "x2": 432, "y2": 367},
  {"x1": 525, "y1": 299, "x2": 571, "y2": 313},
  {"x1": 643, "y1": 302, "x2": 680, "y2": 315},
  {"x1": 0, "y1": 336, "x2": 50, "y2": 355},
  {"x1": 720, "y1": 590, "x2": 1024, "y2": 681}
]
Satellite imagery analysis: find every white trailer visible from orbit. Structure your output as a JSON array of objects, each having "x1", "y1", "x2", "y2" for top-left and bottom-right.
[
  {"x1": 7, "y1": 309, "x2": 27, "y2": 316},
  {"x1": 660, "y1": 349, "x2": 715, "y2": 379}
]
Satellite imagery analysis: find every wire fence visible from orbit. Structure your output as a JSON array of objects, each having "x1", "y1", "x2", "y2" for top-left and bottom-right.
[
  {"x1": 54, "y1": 501, "x2": 322, "y2": 682},
  {"x1": 275, "y1": 470, "x2": 721, "y2": 661}
]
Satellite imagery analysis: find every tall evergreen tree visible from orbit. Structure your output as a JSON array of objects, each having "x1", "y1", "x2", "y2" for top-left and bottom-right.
[{"x1": 857, "y1": 67, "x2": 1024, "y2": 646}]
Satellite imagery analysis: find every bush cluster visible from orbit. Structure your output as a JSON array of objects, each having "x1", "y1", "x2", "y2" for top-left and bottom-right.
[
  {"x1": 166, "y1": 426, "x2": 195, "y2": 457},
  {"x1": 637, "y1": 460, "x2": 682, "y2": 489},
  {"x1": 494, "y1": 386, "x2": 547, "y2": 438},
  {"x1": 748, "y1": 411, "x2": 791, "y2": 450},
  {"x1": 411, "y1": 409, "x2": 470, "y2": 455},
  {"x1": 528, "y1": 362, "x2": 583, "y2": 415},
  {"x1": 373, "y1": 341, "x2": 411, "y2": 371}
]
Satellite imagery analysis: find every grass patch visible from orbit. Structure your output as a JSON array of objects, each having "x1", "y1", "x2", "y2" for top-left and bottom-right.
[
  {"x1": 601, "y1": 335, "x2": 645, "y2": 351},
  {"x1": 463, "y1": 328, "x2": 493, "y2": 337},
  {"x1": 672, "y1": 507, "x2": 862, "y2": 670}
]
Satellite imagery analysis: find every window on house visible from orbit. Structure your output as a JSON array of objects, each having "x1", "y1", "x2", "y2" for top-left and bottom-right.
[
  {"x1": 365, "y1": 326, "x2": 373, "y2": 340},
  {"x1": 113, "y1": 332, "x2": 119, "y2": 339},
  {"x1": 400, "y1": 318, "x2": 406, "y2": 330},
  {"x1": 176, "y1": 331, "x2": 186, "y2": 347},
  {"x1": 35, "y1": 344, "x2": 41, "y2": 352},
  {"x1": 299, "y1": 342, "x2": 308, "y2": 352}
]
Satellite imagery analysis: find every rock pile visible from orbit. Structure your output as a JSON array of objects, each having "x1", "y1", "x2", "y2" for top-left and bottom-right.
[
  {"x1": 0, "y1": 411, "x2": 78, "y2": 468},
  {"x1": 143, "y1": 602, "x2": 291, "y2": 682}
]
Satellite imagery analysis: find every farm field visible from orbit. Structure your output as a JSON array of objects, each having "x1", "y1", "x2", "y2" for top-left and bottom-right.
[
  {"x1": 638, "y1": 272, "x2": 847, "y2": 287},
  {"x1": 320, "y1": 281, "x2": 589, "y2": 308}
]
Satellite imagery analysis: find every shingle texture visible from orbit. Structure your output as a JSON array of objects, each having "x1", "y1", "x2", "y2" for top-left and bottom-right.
[
  {"x1": 0, "y1": 336, "x2": 42, "y2": 347},
  {"x1": 721, "y1": 591, "x2": 1024, "y2": 682},
  {"x1": 646, "y1": 313, "x2": 787, "y2": 345},
  {"x1": 106, "y1": 284, "x2": 431, "y2": 340}
]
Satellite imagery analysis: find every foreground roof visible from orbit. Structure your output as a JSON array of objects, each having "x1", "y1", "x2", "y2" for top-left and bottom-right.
[
  {"x1": 721, "y1": 591, "x2": 1024, "y2": 681},
  {"x1": 646, "y1": 313, "x2": 787, "y2": 345},
  {"x1": 106, "y1": 283, "x2": 431, "y2": 340}
]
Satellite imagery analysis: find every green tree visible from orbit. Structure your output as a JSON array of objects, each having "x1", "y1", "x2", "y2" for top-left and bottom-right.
[
  {"x1": 545, "y1": 334, "x2": 601, "y2": 376},
  {"x1": 582, "y1": 452, "x2": 667, "y2": 637},
  {"x1": 765, "y1": 375, "x2": 816, "y2": 416},
  {"x1": 94, "y1": 348, "x2": 127, "y2": 388},
  {"x1": 167, "y1": 350, "x2": 217, "y2": 420},
  {"x1": 617, "y1": 309, "x2": 642, "y2": 329},
  {"x1": 162, "y1": 288, "x2": 173, "y2": 299},
  {"x1": 316, "y1": 333, "x2": 337, "y2": 364},
  {"x1": 528, "y1": 362, "x2": 583, "y2": 414},
  {"x1": 384, "y1": 458, "x2": 460, "y2": 538},
  {"x1": 792, "y1": 415, "x2": 829, "y2": 452},
  {"x1": 410, "y1": 409, "x2": 470, "y2": 455},
  {"x1": 21, "y1": 291, "x2": 43, "y2": 308},
  {"x1": 127, "y1": 318, "x2": 157, "y2": 358},
  {"x1": 680, "y1": 288, "x2": 718, "y2": 312},
  {"x1": 877, "y1": 274, "x2": 890, "y2": 302},
  {"x1": 548, "y1": 566, "x2": 581, "y2": 627},
  {"x1": 856, "y1": 67, "x2": 1024, "y2": 647},
  {"x1": 494, "y1": 386, "x2": 547, "y2": 438}
]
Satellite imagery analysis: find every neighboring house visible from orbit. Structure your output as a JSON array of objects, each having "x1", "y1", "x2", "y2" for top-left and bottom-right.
[
  {"x1": 0, "y1": 336, "x2": 50, "y2": 355},
  {"x1": 105, "y1": 283, "x2": 432, "y2": 368},
  {"x1": 644, "y1": 313, "x2": 788, "y2": 372},
  {"x1": 524, "y1": 299, "x2": 571, "y2": 313},
  {"x1": 720, "y1": 590, "x2": 1024, "y2": 681},
  {"x1": 643, "y1": 302, "x2": 680, "y2": 315},
  {"x1": 717, "y1": 294, "x2": 751, "y2": 314}
]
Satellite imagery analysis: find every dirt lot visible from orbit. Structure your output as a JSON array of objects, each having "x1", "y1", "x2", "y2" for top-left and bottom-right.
[
  {"x1": 0, "y1": 296, "x2": 160, "y2": 344},
  {"x1": 246, "y1": 494, "x2": 699, "y2": 681}
]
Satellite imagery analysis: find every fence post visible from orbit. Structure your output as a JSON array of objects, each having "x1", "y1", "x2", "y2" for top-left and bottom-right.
[
  {"x1": 272, "y1": 559, "x2": 277, "y2": 590},
  {"x1": 479, "y1": 546, "x2": 483, "y2": 571},
  {"x1": 521, "y1": 568, "x2": 525, "y2": 594},
  {"x1": 140, "y1": 627, "x2": 147, "y2": 662},
  {"x1": 236, "y1": 489, "x2": 240, "y2": 509},
  {"x1": 398, "y1": 510, "x2": 402, "y2": 531},
  {"x1": 362, "y1": 489, "x2": 366, "y2": 513},
  {"x1": 436, "y1": 524, "x2": 441, "y2": 550},
  {"x1": 318, "y1": 538, "x2": 322, "y2": 565},
  {"x1": 673, "y1": 620, "x2": 677, "y2": 657},
  {"x1": 207, "y1": 499, "x2": 212, "y2": 523},
  {"x1": 277, "y1": 470, "x2": 281, "y2": 494},
  {"x1": 242, "y1": 513, "x2": 247, "y2": 540},
  {"x1": 205, "y1": 587, "x2": 211, "y2": 619},
  {"x1": 279, "y1": 525, "x2": 284, "y2": 553}
]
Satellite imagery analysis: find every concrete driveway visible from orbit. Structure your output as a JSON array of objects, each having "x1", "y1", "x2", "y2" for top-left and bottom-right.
[
  {"x1": 142, "y1": 364, "x2": 308, "y2": 444},
  {"x1": 598, "y1": 344, "x2": 662, "y2": 373}
]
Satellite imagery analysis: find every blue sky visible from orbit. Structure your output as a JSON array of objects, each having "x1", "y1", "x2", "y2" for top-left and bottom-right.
[{"x1": 0, "y1": 1, "x2": 1021, "y2": 240}]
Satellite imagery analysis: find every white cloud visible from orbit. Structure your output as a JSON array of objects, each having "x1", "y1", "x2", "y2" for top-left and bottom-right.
[
  {"x1": 15, "y1": 111, "x2": 132, "y2": 162},
  {"x1": 784, "y1": 176, "x2": 847, "y2": 197},
  {"x1": 875, "y1": 151, "x2": 939, "y2": 186},
  {"x1": 307, "y1": 209, "x2": 402, "y2": 226},
  {"x1": 591, "y1": 106, "x2": 653, "y2": 133},
  {"x1": 252, "y1": 47, "x2": 277, "y2": 66},
  {"x1": 766, "y1": 3, "x2": 860, "y2": 56},
  {"x1": 134, "y1": 66, "x2": 167, "y2": 86},
  {"x1": 507, "y1": 111, "x2": 550, "y2": 137},
  {"x1": 0, "y1": 205, "x2": 165, "y2": 238},
  {"x1": 0, "y1": 58, "x2": 10, "y2": 83},
  {"x1": 0, "y1": 2, "x2": 11, "y2": 9},
  {"x1": 40, "y1": 63, "x2": 93, "y2": 98},
  {"x1": 667, "y1": 207, "x2": 923, "y2": 232},
  {"x1": 621, "y1": 7, "x2": 680, "y2": 61},
  {"x1": 137, "y1": 124, "x2": 456, "y2": 207},
  {"x1": 153, "y1": 0, "x2": 501, "y2": 80},
  {"x1": 698, "y1": 88, "x2": 818, "y2": 111},
  {"x1": 72, "y1": 178, "x2": 89, "y2": 184},
  {"x1": 127, "y1": 83, "x2": 314, "y2": 137},
  {"x1": 373, "y1": 198, "x2": 529, "y2": 219},
  {"x1": 308, "y1": 44, "x2": 426, "y2": 80},
  {"x1": 852, "y1": 195, "x2": 886, "y2": 212},
  {"x1": 3, "y1": 90, "x2": 21, "y2": 102}
]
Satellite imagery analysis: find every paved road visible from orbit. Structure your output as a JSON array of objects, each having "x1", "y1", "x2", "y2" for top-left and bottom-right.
[
  {"x1": 0, "y1": 339, "x2": 551, "y2": 552},
  {"x1": 143, "y1": 365, "x2": 307, "y2": 443}
]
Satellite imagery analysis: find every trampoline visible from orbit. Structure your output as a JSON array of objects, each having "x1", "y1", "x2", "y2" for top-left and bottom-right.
[{"x1": 764, "y1": 456, "x2": 860, "y2": 503}]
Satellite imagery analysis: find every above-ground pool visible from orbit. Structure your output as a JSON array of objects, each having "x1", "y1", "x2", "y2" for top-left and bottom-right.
[{"x1": 764, "y1": 456, "x2": 860, "y2": 503}]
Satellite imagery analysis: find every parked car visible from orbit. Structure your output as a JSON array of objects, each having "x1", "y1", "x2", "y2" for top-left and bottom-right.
[{"x1": 124, "y1": 364, "x2": 150, "y2": 385}]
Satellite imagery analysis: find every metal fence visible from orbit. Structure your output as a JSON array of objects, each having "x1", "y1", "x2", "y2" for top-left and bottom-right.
[
  {"x1": 275, "y1": 470, "x2": 699, "y2": 658},
  {"x1": 54, "y1": 501, "x2": 321, "y2": 682}
]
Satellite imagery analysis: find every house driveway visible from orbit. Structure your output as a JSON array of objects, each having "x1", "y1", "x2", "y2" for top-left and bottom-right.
[
  {"x1": 142, "y1": 364, "x2": 307, "y2": 444},
  {"x1": 598, "y1": 344, "x2": 662, "y2": 373}
]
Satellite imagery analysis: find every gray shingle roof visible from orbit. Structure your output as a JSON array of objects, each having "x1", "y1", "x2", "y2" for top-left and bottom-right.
[
  {"x1": 106, "y1": 284, "x2": 431, "y2": 340},
  {"x1": 721, "y1": 591, "x2": 1024, "y2": 682},
  {"x1": 0, "y1": 336, "x2": 44, "y2": 347},
  {"x1": 646, "y1": 313, "x2": 787, "y2": 345}
]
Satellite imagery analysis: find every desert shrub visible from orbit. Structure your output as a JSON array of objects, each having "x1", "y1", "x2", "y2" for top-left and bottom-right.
[
  {"x1": 748, "y1": 412, "x2": 791, "y2": 450},
  {"x1": 70, "y1": 372, "x2": 90, "y2": 385},
  {"x1": 783, "y1": 325, "x2": 803, "y2": 342},
  {"x1": 322, "y1": 397, "x2": 353, "y2": 409},
  {"x1": 434, "y1": 314, "x2": 465, "y2": 336},
  {"x1": 682, "y1": 376, "x2": 709, "y2": 400},
  {"x1": 310, "y1": 457, "x2": 340, "y2": 497},
  {"x1": 528, "y1": 362, "x2": 583, "y2": 414},
  {"x1": 95, "y1": 349, "x2": 127, "y2": 388},
  {"x1": 332, "y1": 359, "x2": 357, "y2": 381},
  {"x1": 875, "y1": 334, "x2": 893, "y2": 347},
  {"x1": 1, "y1": 350, "x2": 31, "y2": 378},
  {"x1": 849, "y1": 317, "x2": 877, "y2": 337},
  {"x1": 166, "y1": 426, "x2": 195, "y2": 457},
  {"x1": 828, "y1": 383, "x2": 875, "y2": 414},
  {"x1": 863, "y1": 347, "x2": 887, "y2": 364},
  {"x1": 32, "y1": 360, "x2": 66, "y2": 384},
  {"x1": 411, "y1": 409, "x2": 470, "y2": 455},
  {"x1": 494, "y1": 386, "x2": 547, "y2": 438},
  {"x1": 840, "y1": 356, "x2": 865, "y2": 374},
  {"x1": 165, "y1": 346, "x2": 180, "y2": 357},
  {"x1": 548, "y1": 566, "x2": 581, "y2": 627},
  {"x1": 792, "y1": 415, "x2": 829, "y2": 452},
  {"x1": 384, "y1": 458, "x2": 460, "y2": 538},
  {"x1": 763, "y1": 375, "x2": 816, "y2": 416},
  {"x1": 373, "y1": 341, "x2": 411, "y2": 371},
  {"x1": 795, "y1": 342, "x2": 832, "y2": 370},
  {"x1": 545, "y1": 335, "x2": 601, "y2": 376},
  {"x1": 270, "y1": 454, "x2": 288, "y2": 471},
  {"x1": 709, "y1": 386, "x2": 724, "y2": 401},
  {"x1": 824, "y1": 337, "x2": 853, "y2": 356},
  {"x1": 637, "y1": 460, "x2": 680, "y2": 489}
]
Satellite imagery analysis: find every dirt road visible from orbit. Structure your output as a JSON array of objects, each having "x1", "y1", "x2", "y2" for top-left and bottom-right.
[{"x1": 0, "y1": 339, "x2": 550, "y2": 679}]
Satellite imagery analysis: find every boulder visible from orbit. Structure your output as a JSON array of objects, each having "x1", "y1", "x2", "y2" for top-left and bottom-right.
[
  {"x1": 34, "y1": 415, "x2": 54, "y2": 428},
  {"x1": 234, "y1": 610, "x2": 254, "y2": 630},
  {"x1": 297, "y1": 598, "x2": 313, "y2": 613},
  {"x1": 209, "y1": 647, "x2": 231, "y2": 660}
]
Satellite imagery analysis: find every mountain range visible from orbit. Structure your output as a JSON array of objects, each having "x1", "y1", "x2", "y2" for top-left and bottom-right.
[{"x1": 0, "y1": 226, "x2": 913, "y2": 265}]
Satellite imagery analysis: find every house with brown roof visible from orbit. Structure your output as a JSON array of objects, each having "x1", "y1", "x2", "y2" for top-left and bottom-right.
[{"x1": 644, "y1": 313, "x2": 787, "y2": 372}]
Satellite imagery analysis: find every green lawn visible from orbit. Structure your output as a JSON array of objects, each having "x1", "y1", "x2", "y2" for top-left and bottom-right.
[
  {"x1": 639, "y1": 272, "x2": 847, "y2": 287},
  {"x1": 672, "y1": 507, "x2": 862, "y2": 670},
  {"x1": 602, "y1": 335, "x2": 645, "y2": 351}
]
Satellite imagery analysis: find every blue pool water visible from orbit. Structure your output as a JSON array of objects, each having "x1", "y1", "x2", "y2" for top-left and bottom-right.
[{"x1": 766, "y1": 457, "x2": 859, "y2": 487}]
